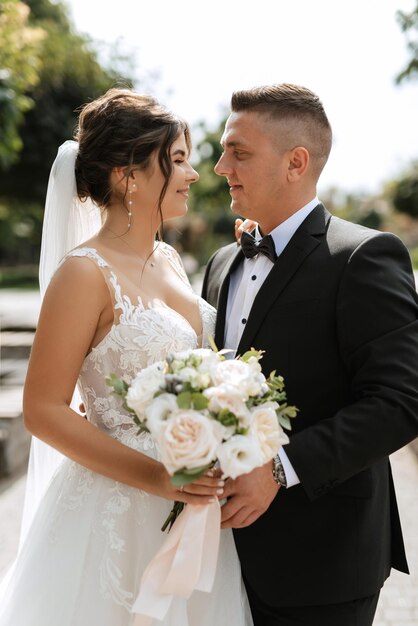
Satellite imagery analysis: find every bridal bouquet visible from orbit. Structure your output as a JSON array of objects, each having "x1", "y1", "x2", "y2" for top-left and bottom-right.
[
  {"x1": 108, "y1": 345, "x2": 297, "y2": 498},
  {"x1": 107, "y1": 346, "x2": 297, "y2": 624}
]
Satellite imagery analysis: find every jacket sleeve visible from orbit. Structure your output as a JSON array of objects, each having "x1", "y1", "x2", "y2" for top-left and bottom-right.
[{"x1": 285, "y1": 232, "x2": 418, "y2": 500}]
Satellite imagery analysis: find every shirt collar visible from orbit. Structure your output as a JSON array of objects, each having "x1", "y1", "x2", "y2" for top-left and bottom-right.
[{"x1": 255, "y1": 197, "x2": 319, "y2": 257}]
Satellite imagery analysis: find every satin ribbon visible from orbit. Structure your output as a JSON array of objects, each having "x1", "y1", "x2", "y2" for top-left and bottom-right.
[{"x1": 132, "y1": 499, "x2": 221, "y2": 625}]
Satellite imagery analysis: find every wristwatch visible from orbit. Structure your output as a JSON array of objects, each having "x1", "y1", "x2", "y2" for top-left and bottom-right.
[{"x1": 272, "y1": 453, "x2": 287, "y2": 487}]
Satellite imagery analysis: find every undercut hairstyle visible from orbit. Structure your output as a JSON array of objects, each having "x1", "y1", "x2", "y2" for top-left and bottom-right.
[
  {"x1": 231, "y1": 83, "x2": 332, "y2": 177},
  {"x1": 74, "y1": 88, "x2": 191, "y2": 210}
]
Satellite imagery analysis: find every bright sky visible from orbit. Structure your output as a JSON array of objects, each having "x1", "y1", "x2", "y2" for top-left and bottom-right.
[{"x1": 66, "y1": 0, "x2": 418, "y2": 195}]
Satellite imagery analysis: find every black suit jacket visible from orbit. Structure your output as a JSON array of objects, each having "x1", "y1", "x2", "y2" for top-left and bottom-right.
[{"x1": 202, "y1": 204, "x2": 418, "y2": 607}]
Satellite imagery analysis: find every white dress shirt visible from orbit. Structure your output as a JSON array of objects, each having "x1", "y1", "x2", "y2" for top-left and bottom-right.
[{"x1": 224, "y1": 197, "x2": 320, "y2": 487}]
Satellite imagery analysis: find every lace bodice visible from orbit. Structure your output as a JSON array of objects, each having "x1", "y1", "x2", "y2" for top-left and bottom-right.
[{"x1": 64, "y1": 245, "x2": 216, "y2": 456}]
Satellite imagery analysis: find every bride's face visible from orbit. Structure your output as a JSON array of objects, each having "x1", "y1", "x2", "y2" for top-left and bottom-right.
[{"x1": 136, "y1": 133, "x2": 199, "y2": 222}]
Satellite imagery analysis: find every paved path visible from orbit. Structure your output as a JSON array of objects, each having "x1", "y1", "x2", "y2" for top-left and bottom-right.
[
  {"x1": 0, "y1": 289, "x2": 41, "y2": 330},
  {"x1": 0, "y1": 446, "x2": 417, "y2": 624},
  {"x1": 374, "y1": 445, "x2": 418, "y2": 625}
]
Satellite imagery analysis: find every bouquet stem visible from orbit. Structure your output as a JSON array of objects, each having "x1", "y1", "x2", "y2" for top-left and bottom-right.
[{"x1": 161, "y1": 501, "x2": 185, "y2": 532}]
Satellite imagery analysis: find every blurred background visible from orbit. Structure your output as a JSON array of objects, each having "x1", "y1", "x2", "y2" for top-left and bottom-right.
[
  {"x1": 1, "y1": 0, "x2": 418, "y2": 287},
  {"x1": 1, "y1": 4, "x2": 418, "y2": 621}
]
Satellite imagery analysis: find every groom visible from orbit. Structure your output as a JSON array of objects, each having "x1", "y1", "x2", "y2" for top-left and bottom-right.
[{"x1": 202, "y1": 83, "x2": 418, "y2": 626}]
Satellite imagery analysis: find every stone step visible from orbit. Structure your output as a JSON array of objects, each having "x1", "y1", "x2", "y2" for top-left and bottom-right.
[
  {"x1": 0, "y1": 387, "x2": 30, "y2": 478},
  {"x1": 0, "y1": 331, "x2": 34, "y2": 360},
  {"x1": 0, "y1": 359, "x2": 28, "y2": 386}
]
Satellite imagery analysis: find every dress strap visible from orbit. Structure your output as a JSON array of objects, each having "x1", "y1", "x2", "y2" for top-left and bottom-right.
[
  {"x1": 63, "y1": 247, "x2": 128, "y2": 324},
  {"x1": 63, "y1": 246, "x2": 110, "y2": 269}
]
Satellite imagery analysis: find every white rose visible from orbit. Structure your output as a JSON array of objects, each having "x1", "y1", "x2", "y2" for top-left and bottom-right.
[
  {"x1": 126, "y1": 361, "x2": 165, "y2": 416},
  {"x1": 212, "y1": 360, "x2": 264, "y2": 398},
  {"x1": 158, "y1": 410, "x2": 220, "y2": 474},
  {"x1": 203, "y1": 383, "x2": 250, "y2": 421},
  {"x1": 194, "y1": 349, "x2": 223, "y2": 377},
  {"x1": 216, "y1": 434, "x2": 264, "y2": 479},
  {"x1": 175, "y1": 366, "x2": 210, "y2": 389},
  {"x1": 250, "y1": 403, "x2": 289, "y2": 462},
  {"x1": 145, "y1": 393, "x2": 178, "y2": 435}
]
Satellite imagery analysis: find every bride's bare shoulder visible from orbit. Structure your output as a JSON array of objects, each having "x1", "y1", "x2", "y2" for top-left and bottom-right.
[{"x1": 44, "y1": 250, "x2": 108, "y2": 310}]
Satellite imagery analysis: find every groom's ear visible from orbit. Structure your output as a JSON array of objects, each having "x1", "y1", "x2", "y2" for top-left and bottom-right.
[{"x1": 287, "y1": 146, "x2": 309, "y2": 181}]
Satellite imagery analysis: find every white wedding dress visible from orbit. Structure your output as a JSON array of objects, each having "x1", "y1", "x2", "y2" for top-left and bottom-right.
[{"x1": 0, "y1": 245, "x2": 253, "y2": 626}]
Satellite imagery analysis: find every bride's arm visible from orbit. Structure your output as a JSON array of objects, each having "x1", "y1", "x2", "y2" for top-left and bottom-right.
[{"x1": 23, "y1": 257, "x2": 221, "y2": 504}]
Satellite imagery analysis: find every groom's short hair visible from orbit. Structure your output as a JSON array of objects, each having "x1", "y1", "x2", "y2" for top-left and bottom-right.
[{"x1": 231, "y1": 83, "x2": 332, "y2": 178}]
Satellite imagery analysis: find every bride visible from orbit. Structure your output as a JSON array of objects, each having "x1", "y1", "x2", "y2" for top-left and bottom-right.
[{"x1": 0, "y1": 88, "x2": 253, "y2": 625}]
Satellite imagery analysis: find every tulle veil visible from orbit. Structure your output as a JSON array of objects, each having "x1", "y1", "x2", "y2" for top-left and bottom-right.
[{"x1": 17, "y1": 141, "x2": 102, "y2": 550}]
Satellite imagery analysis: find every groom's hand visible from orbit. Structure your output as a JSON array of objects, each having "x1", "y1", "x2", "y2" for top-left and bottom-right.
[{"x1": 220, "y1": 461, "x2": 280, "y2": 529}]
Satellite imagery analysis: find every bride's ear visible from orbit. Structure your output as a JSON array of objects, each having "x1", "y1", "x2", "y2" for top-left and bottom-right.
[{"x1": 110, "y1": 166, "x2": 130, "y2": 189}]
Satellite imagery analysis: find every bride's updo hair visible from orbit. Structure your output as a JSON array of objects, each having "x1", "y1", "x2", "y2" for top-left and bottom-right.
[{"x1": 74, "y1": 88, "x2": 191, "y2": 208}]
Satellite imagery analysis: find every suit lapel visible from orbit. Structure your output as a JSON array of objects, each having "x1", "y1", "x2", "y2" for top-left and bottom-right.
[
  {"x1": 236, "y1": 204, "x2": 330, "y2": 355},
  {"x1": 214, "y1": 247, "x2": 244, "y2": 349}
]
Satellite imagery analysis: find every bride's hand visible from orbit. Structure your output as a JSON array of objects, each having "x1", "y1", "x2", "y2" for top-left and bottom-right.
[
  {"x1": 234, "y1": 218, "x2": 258, "y2": 243},
  {"x1": 157, "y1": 466, "x2": 224, "y2": 506}
]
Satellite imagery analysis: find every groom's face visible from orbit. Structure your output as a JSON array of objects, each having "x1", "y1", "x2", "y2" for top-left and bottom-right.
[{"x1": 215, "y1": 111, "x2": 290, "y2": 228}]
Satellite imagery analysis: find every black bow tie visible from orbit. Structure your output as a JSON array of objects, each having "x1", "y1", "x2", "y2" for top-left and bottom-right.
[{"x1": 240, "y1": 230, "x2": 277, "y2": 262}]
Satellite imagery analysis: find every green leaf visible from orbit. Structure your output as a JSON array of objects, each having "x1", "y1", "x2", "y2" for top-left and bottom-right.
[
  {"x1": 177, "y1": 391, "x2": 192, "y2": 409},
  {"x1": 278, "y1": 415, "x2": 291, "y2": 431},
  {"x1": 207, "y1": 335, "x2": 219, "y2": 352},
  {"x1": 191, "y1": 393, "x2": 209, "y2": 410},
  {"x1": 266, "y1": 371, "x2": 285, "y2": 392},
  {"x1": 171, "y1": 466, "x2": 209, "y2": 486},
  {"x1": 106, "y1": 374, "x2": 128, "y2": 398},
  {"x1": 217, "y1": 409, "x2": 238, "y2": 427},
  {"x1": 240, "y1": 348, "x2": 264, "y2": 363}
]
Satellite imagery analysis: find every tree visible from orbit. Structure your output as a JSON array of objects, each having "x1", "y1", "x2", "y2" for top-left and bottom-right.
[
  {"x1": 0, "y1": 0, "x2": 133, "y2": 202},
  {"x1": 396, "y1": 1, "x2": 418, "y2": 83},
  {"x1": 0, "y1": 0, "x2": 133, "y2": 268},
  {"x1": 391, "y1": 162, "x2": 418, "y2": 219},
  {"x1": 0, "y1": 0, "x2": 45, "y2": 167}
]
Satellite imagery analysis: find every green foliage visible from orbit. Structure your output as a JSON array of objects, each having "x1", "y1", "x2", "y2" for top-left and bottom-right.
[
  {"x1": 407, "y1": 246, "x2": 418, "y2": 269},
  {"x1": 0, "y1": 1, "x2": 45, "y2": 167},
  {"x1": 396, "y1": 1, "x2": 418, "y2": 83},
  {"x1": 0, "y1": 0, "x2": 134, "y2": 268},
  {"x1": 0, "y1": 197, "x2": 43, "y2": 264},
  {"x1": 171, "y1": 465, "x2": 209, "y2": 486},
  {"x1": 391, "y1": 163, "x2": 418, "y2": 218},
  {"x1": 176, "y1": 391, "x2": 209, "y2": 411},
  {"x1": 106, "y1": 373, "x2": 129, "y2": 398},
  {"x1": 0, "y1": 0, "x2": 133, "y2": 201}
]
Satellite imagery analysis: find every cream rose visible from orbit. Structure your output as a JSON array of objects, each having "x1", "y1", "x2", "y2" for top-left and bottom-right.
[
  {"x1": 158, "y1": 410, "x2": 220, "y2": 474},
  {"x1": 126, "y1": 362, "x2": 165, "y2": 417},
  {"x1": 203, "y1": 383, "x2": 250, "y2": 421},
  {"x1": 216, "y1": 434, "x2": 264, "y2": 479},
  {"x1": 250, "y1": 403, "x2": 289, "y2": 462}
]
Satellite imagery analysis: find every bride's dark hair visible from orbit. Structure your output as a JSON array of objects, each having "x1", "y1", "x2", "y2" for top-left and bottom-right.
[{"x1": 74, "y1": 88, "x2": 191, "y2": 210}]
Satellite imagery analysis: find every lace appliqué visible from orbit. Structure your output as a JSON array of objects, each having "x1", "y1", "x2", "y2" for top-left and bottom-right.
[
  {"x1": 64, "y1": 247, "x2": 109, "y2": 268},
  {"x1": 49, "y1": 462, "x2": 94, "y2": 544},
  {"x1": 97, "y1": 482, "x2": 149, "y2": 609}
]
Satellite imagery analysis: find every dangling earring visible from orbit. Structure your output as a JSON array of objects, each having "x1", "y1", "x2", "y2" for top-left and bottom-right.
[{"x1": 127, "y1": 182, "x2": 137, "y2": 229}]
